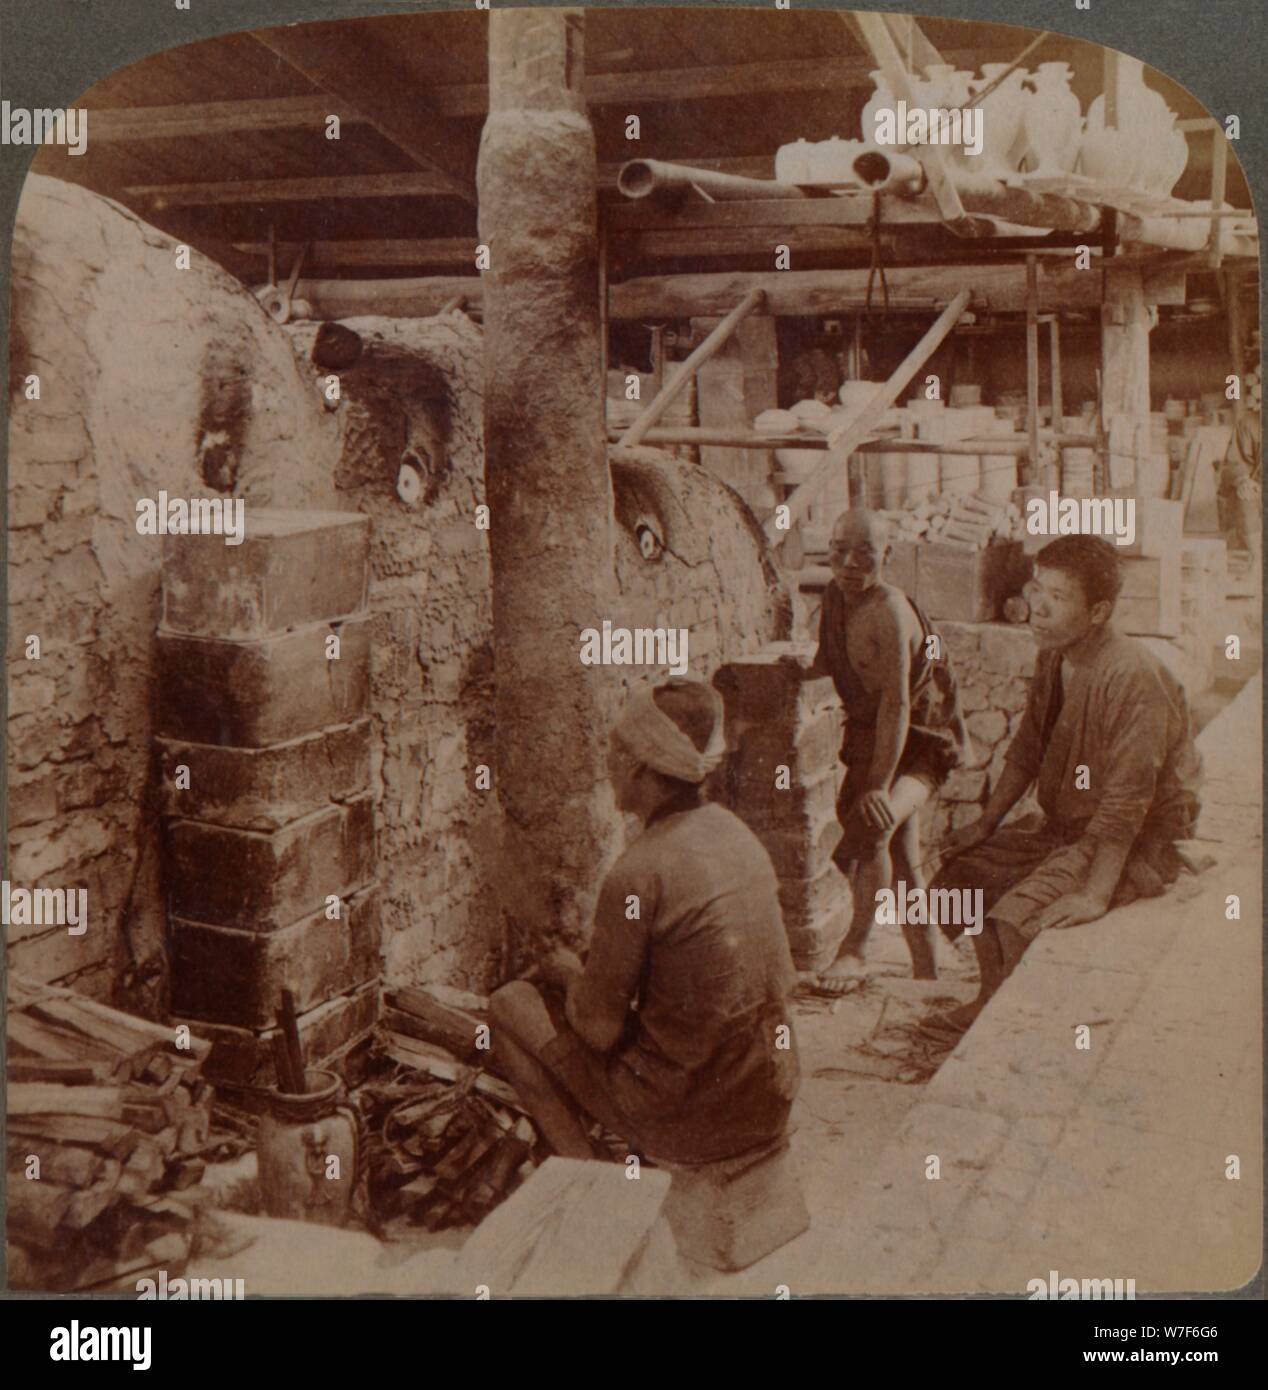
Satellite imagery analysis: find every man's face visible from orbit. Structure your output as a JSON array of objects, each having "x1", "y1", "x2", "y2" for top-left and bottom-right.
[
  {"x1": 828, "y1": 520, "x2": 888, "y2": 594},
  {"x1": 1027, "y1": 564, "x2": 1102, "y2": 651}
]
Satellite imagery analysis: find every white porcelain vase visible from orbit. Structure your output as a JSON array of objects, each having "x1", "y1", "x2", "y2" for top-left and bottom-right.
[
  {"x1": 860, "y1": 69, "x2": 894, "y2": 146},
  {"x1": 1022, "y1": 62, "x2": 1082, "y2": 176},
  {"x1": 1085, "y1": 56, "x2": 1188, "y2": 196},
  {"x1": 972, "y1": 63, "x2": 1028, "y2": 178}
]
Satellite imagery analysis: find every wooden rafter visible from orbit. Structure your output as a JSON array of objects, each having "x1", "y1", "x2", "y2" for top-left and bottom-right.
[
  {"x1": 251, "y1": 26, "x2": 475, "y2": 205},
  {"x1": 84, "y1": 52, "x2": 982, "y2": 142}
]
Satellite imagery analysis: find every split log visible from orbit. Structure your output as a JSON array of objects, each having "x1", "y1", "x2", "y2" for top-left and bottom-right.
[{"x1": 384, "y1": 986, "x2": 488, "y2": 1060}]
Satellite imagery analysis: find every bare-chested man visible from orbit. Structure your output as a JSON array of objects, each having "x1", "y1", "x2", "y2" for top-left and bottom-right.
[{"x1": 810, "y1": 510, "x2": 969, "y2": 989}]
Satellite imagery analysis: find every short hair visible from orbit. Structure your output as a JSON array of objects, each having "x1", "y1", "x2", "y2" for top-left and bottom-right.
[
  {"x1": 1035, "y1": 534, "x2": 1123, "y2": 608},
  {"x1": 651, "y1": 678, "x2": 722, "y2": 754}
]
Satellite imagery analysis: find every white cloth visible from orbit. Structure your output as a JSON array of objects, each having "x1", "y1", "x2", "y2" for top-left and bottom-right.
[{"x1": 613, "y1": 685, "x2": 725, "y2": 784}]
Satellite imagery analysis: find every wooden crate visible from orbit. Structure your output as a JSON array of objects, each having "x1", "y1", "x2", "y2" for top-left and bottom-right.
[
  {"x1": 884, "y1": 539, "x2": 919, "y2": 601},
  {"x1": 915, "y1": 540, "x2": 1026, "y2": 623},
  {"x1": 1115, "y1": 554, "x2": 1181, "y2": 637},
  {"x1": 1117, "y1": 496, "x2": 1184, "y2": 558}
]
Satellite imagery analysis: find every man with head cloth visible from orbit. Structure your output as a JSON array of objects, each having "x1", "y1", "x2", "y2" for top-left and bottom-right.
[
  {"x1": 489, "y1": 678, "x2": 800, "y2": 1165},
  {"x1": 808, "y1": 508, "x2": 969, "y2": 989}
]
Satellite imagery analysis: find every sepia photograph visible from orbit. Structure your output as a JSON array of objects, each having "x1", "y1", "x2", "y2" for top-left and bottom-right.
[{"x1": 1, "y1": 0, "x2": 1262, "y2": 1326}]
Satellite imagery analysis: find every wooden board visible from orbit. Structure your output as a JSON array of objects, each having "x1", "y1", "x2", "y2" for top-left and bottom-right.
[{"x1": 454, "y1": 1157, "x2": 670, "y2": 1297}]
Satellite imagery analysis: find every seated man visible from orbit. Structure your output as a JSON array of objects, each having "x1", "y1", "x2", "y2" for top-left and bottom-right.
[
  {"x1": 927, "y1": 534, "x2": 1203, "y2": 1036},
  {"x1": 489, "y1": 678, "x2": 801, "y2": 1166},
  {"x1": 811, "y1": 510, "x2": 969, "y2": 988}
]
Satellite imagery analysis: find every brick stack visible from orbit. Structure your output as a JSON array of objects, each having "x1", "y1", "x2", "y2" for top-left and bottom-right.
[
  {"x1": 156, "y1": 510, "x2": 380, "y2": 1091},
  {"x1": 712, "y1": 645, "x2": 847, "y2": 971}
]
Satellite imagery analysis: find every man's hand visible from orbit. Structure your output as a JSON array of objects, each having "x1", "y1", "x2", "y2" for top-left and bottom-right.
[
  {"x1": 539, "y1": 948, "x2": 584, "y2": 991},
  {"x1": 858, "y1": 789, "x2": 896, "y2": 831},
  {"x1": 1032, "y1": 892, "x2": 1110, "y2": 932},
  {"x1": 940, "y1": 816, "x2": 993, "y2": 861}
]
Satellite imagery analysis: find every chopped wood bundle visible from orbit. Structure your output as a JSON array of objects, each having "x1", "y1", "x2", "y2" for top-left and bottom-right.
[
  {"x1": 883, "y1": 493, "x2": 1026, "y2": 550},
  {"x1": 360, "y1": 1034, "x2": 539, "y2": 1234},
  {"x1": 6, "y1": 975, "x2": 214, "y2": 1292},
  {"x1": 381, "y1": 984, "x2": 499, "y2": 1073}
]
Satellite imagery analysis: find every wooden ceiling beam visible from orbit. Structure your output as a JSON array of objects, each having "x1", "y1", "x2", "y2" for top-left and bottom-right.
[
  {"x1": 250, "y1": 26, "x2": 475, "y2": 205},
  {"x1": 125, "y1": 171, "x2": 463, "y2": 208},
  {"x1": 87, "y1": 50, "x2": 982, "y2": 142}
]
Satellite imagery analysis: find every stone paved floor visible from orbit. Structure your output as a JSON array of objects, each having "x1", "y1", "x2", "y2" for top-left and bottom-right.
[
  {"x1": 191, "y1": 677, "x2": 1262, "y2": 1297},
  {"x1": 768, "y1": 673, "x2": 1263, "y2": 1296}
]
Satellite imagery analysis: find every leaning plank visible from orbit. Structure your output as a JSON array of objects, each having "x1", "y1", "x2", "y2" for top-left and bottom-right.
[
  {"x1": 455, "y1": 1157, "x2": 671, "y2": 1297},
  {"x1": 765, "y1": 288, "x2": 972, "y2": 540},
  {"x1": 620, "y1": 289, "x2": 765, "y2": 447}
]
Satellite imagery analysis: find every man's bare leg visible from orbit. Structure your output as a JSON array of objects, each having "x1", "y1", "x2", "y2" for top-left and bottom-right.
[
  {"x1": 488, "y1": 982, "x2": 595, "y2": 1159},
  {"x1": 820, "y1": 775, "x2": 933, "y2": 984},
  {"x1": 929, "y1": 915, "x2": 1012, "y2": 1031},
  {"x1": 893, "y1": 814, "x2": 936, "y2": 979}
]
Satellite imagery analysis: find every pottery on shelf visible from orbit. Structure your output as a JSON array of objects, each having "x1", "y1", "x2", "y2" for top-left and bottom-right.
[
  {"x1": 1078, "y1": 117, "x2": 1141, "y2": 190},
  {"x1": 775, "y1": 138, "x2": 815, "y2": 185},
  {"x1": 860, "y1": 68, "x2": 894, "y2": 145},
  {"x1": 971, "y1": 63, "x2": 1029, "y2": 178},
  {"x1": 1022, "y1": 61, "x2": 1082, "y2": 176},
  {"x1": 1085, "y1": 55, "x2": 1188, "y2": 197}
]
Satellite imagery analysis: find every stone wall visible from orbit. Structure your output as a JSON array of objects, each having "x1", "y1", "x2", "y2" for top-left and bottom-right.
[
  {"x1": 5, "y1": 176, "x2": 342, "y2": 1007},
  {"x1": 925, "y1": 621, "x2": 1037, "y2": 850},
  {"x1": 5, "y1": 176, "x2": 792, "y2": 1004}
]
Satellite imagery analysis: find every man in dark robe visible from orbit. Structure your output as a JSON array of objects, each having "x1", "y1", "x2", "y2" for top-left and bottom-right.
[{"x1": 489, "y1": 679, "x2": 801, "y2": 1165}]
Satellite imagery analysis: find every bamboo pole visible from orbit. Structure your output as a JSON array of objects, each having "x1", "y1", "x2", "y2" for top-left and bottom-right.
[
  {"x1": 764, "y1": 288, "x2": 972, "y2": 541},
  {"x1": 619, "y1": 288, "x2": 765, "y2": 446}
]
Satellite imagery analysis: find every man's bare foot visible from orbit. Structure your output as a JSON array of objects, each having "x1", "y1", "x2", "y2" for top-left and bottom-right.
[{"x1": 812, "y1": 950, "x2": 870, "y2": 997}]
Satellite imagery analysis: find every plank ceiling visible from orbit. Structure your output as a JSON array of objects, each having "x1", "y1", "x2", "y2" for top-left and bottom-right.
[{"x1": 28, "y1": 7, "x2": 1251, "y2": 288}]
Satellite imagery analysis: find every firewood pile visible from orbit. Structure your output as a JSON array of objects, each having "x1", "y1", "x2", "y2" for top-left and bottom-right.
[
  {"x1": 884, "y1": 491, "x2": 1025, "y2": 550},
  {"x1": 356, "y1": 984, "x2": 540, "y2": 1233},
  {"x1": 6, "y1": 975, "x2": 214, "y2": 1292}
]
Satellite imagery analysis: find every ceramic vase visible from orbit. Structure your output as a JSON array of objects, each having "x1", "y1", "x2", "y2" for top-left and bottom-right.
[
  {"x1": 1085, "y1": 57, "x2": 1187, "y2": 196},
  {"x1": 860, "y1": 69, "x2": 895, "y2": 146},
  {"x1": 1023, "y1": 62, "x2": 1082, "y2": 176},
  {"x1": 972, "y1": 63, "x2": 1028, "y2": 178},
  {"x1": 1079, "y1": 117, "x2": 1140, "y2": 189}
]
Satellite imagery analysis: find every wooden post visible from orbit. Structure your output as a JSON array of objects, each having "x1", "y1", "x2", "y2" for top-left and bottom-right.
[
  {"x1": 1049, "y1": 315, "x2": 1064, "y2": 493},
  {"x1": 691, "y1": 313, "x2": 780, "y2": 516},
  {"x1": 1026, "y1": 255, "x2": 1042, "y2": 487},
  {"x1": 765, "y1": 289, "x2": 971, "y2": 540},
  {"x1": 1100, "y1": 267, "x2": 1152, "y2": 493},
  {"x1": 1208, "y1": 126, "x2": 1229, "y2": 269},
  {"x1": 619, "y1": 288, "x2": 765, "y2": 446},
  {"x1": 478, "y1": 7, "x2": 617, "y2": 950}
]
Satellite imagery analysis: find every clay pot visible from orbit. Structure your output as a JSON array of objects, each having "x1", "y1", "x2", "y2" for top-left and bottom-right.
[
  {"x1": 258, "y1": 1069, "x2": 360, "y2": 1227},
  {"x1": 972, "y1": 63, "x2": 1028, "y2": 178},
  {"x1": 1086, "y1": 57, "x2": 1186, "y2": 196},
  {"x1": 860, "y1": 69, "x2": 894, "y2": 145},
  {"x1": 775, "y1": 138, "x2": 815, "y2": 185},
  {"x1": 1023, "y1": 62, "x2": 1082, "y2": 176},
  {"x1": 1079, "y1": 118, "x2": 1140, "y2": 189}
]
